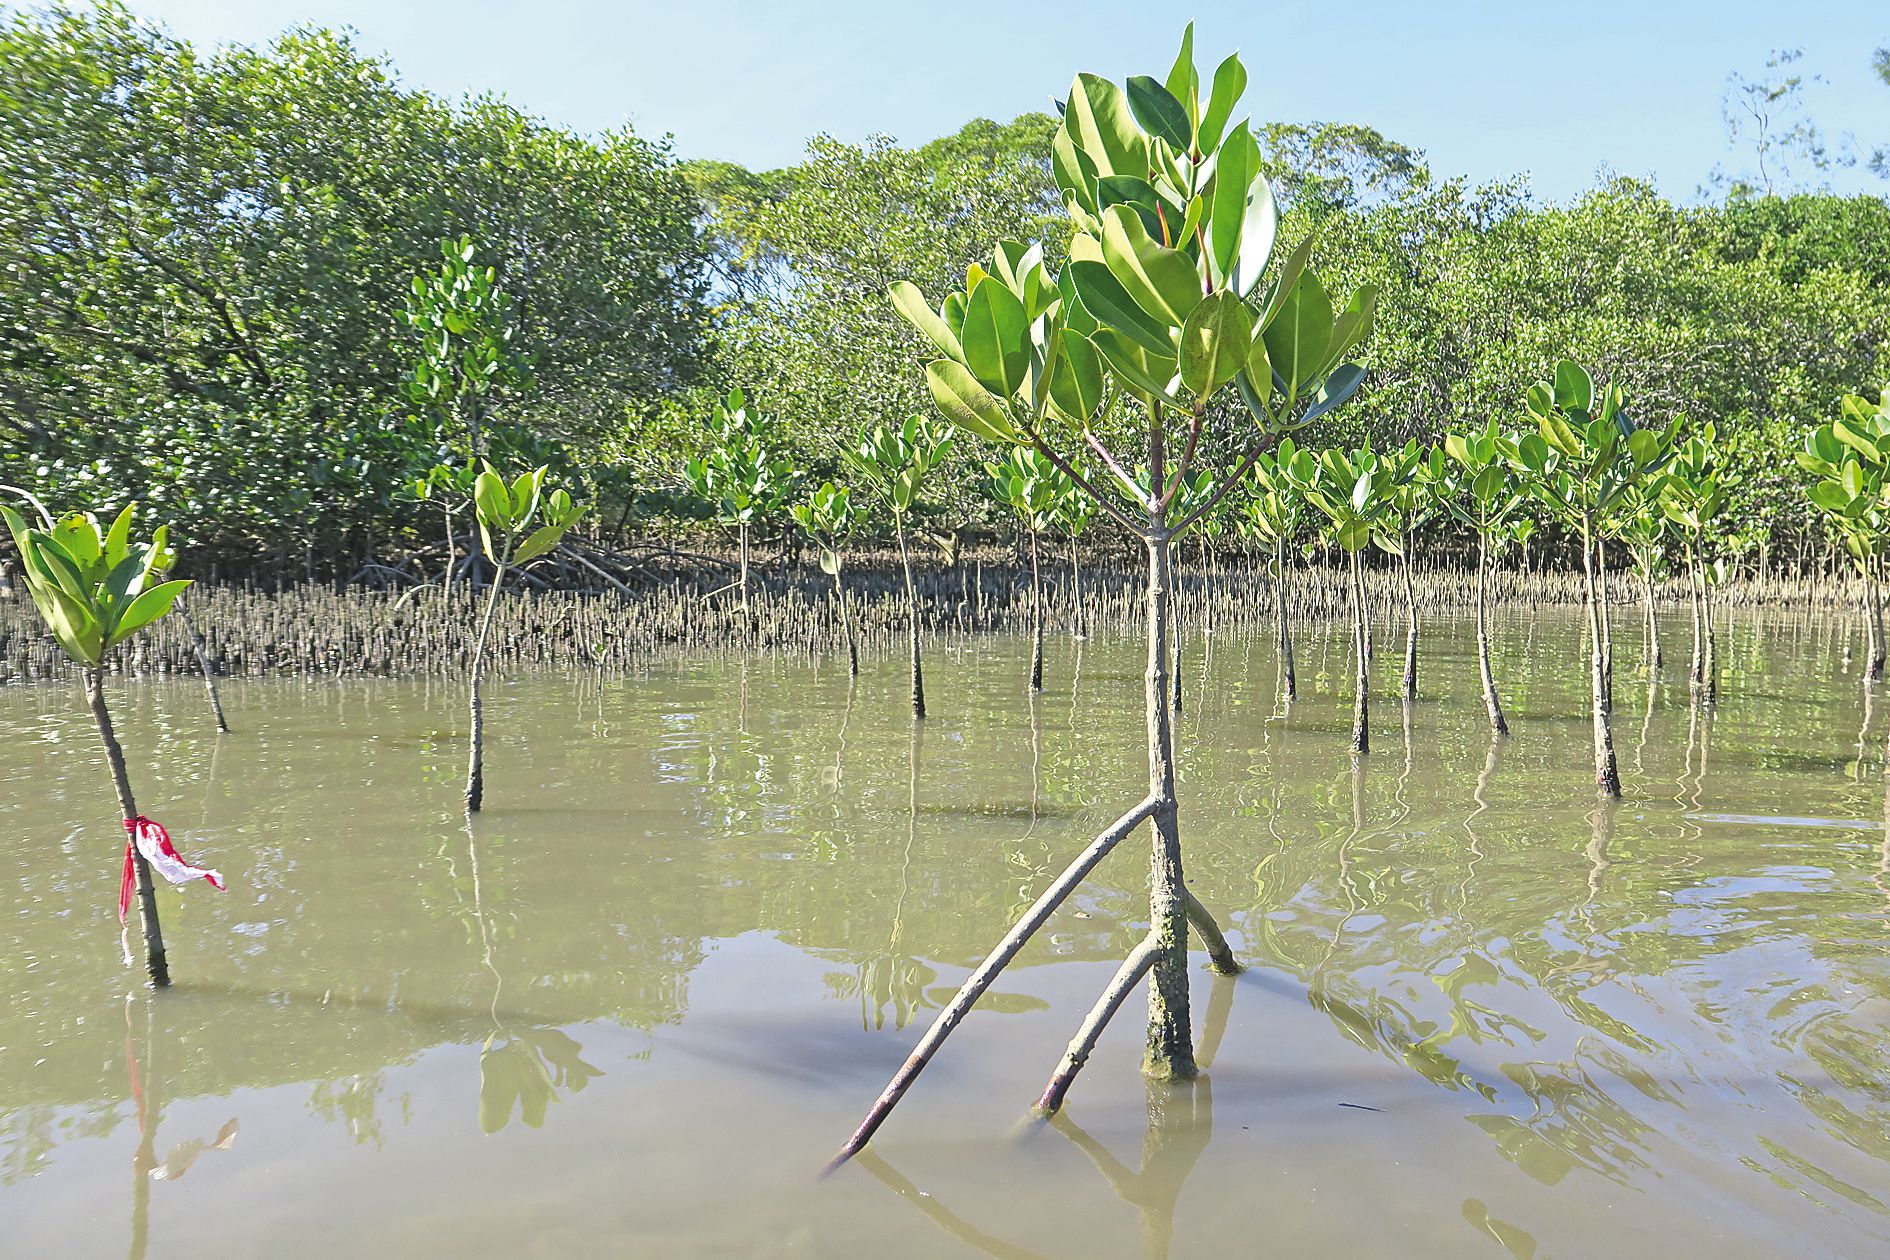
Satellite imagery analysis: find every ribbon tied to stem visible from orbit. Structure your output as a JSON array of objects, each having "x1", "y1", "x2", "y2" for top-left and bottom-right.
[{"x1": 118, "y1": 817, "x2": 225, "y2": 923}]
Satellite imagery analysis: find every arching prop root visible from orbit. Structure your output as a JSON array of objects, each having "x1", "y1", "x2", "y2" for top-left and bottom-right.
[{"x1": 821, "y1": 795, "x2": 1242, "y2": 1174}]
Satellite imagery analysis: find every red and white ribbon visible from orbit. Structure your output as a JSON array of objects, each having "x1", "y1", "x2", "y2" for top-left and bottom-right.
[{"x1": 118, "y1": 817, "x2": 225, "y2": 922}]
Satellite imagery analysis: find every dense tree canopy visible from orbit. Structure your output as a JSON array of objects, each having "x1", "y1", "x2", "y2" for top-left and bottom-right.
[
  {"x1": 1, "y1": 2, "x2": 1886, "y2": 575},
  {"x1": 0, "y1": 2, "x2": 707, "y2": 569}
]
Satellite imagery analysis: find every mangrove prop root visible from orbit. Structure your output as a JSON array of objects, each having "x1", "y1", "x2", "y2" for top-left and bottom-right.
[
  {"x1": 822, "y1": 793, "x2": 1160, "y2": 1177},
  {"x1": 1036, "y1": 932, "x2": 1160, "y2": 1116}
]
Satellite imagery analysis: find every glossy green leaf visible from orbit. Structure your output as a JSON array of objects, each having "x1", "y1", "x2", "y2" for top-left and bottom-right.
[
  {"x1": 1100, "y1": 204, "x2": 1202, "y2": 328},
  {"x1": 924, "y1": 359, "x2": 1019, "y2": 445},
  {"x1": 1179, "y1": 292, "x2": 1252, "y2": 397}
]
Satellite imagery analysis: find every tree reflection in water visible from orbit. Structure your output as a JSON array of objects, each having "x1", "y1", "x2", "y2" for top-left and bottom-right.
[{"x1": 465, "y1": 823, "x2": 602, "y2": 1134}]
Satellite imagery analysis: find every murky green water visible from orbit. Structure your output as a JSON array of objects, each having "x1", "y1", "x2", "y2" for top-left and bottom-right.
[{"x1": 1, "y1": 608, "x2": 1886, "y2": 1258}]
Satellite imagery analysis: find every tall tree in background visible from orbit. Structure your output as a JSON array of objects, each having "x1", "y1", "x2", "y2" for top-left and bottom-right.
[{"x1": 0, "y1": 2, "x2": 705, "y2": 568}]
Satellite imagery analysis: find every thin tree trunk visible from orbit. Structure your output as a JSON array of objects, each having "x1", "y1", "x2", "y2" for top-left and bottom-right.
[
  {"x1": 1596, "y1": 537, "x2": 1615, "y2": 714},
  {"x1": 835, "y1": 570, "x2": 859, "y2": 678},
  {"x1": 1276, "y1": 535, "x2": 1296, "y2": 701},
  {"x1": 1641, "y1": 564, "x2": 1662, "y2": 670},
  {"x1": 896, "y1": 520, "x2": 925, "y2": 718},
  {"x1": 1701, "y1": 551, "x2": 1718, "y2": 704},
  {"x1": 1029, "y1": 528, "x2": 1044, "y2": 692},
  {"x1": 1701, "y1": 547, "x2": 1716, "y2": 691},
  {"x1": 1400, "y1": 537, "x2": 1418, "y2": 700},
  {"x1": 738, "y1": 522, "x2": 751, "y2": 619},
  {"x1": 176, "y1": 598, "x2": 229, "y2": 733},
  {"x1": 1141, "y1": 524, "x2": 1194, "y2": 1082},
  {"x1": 1349, "y1": 549, "x2": 1369, "y2": 755},
  {"x1": 465, "y1": 561, "x2": 506, "y2": 813},
  {"x1": 1069, "y1": 533, "x2": 1084, "y2": 639},
  {"x1": 1871, "y1": 572, "x2": 1886, "y2": 681},
  {"x1": 1581, "y1": 519, "x2": 1622, "y2": 797},
  {"x1": 86, "y1": 668, "x2": 169, "y2": 987},
  {"x1": 1476, "y1": 530, "x2": 1509, "y2": 735},
  {"x1": 442, "y1": 506, "x2": 457, "y2": 599}
]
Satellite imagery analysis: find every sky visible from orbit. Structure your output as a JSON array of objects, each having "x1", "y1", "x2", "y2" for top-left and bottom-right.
[{"x1": 66, "y1": 0, "x2": 1890, "y2": 201}]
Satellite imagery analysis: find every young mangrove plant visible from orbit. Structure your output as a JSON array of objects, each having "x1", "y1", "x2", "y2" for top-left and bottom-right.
[
  {"x1": 1383, "y1": 439, "x2": 1442, "y2": 700},
  {"x1": 463, "y1": 464, "x2": 583, "y2": 813},
  {"x1": 1661, "y1": 428, "x2": 1733, "y2": 703},
  {"x1": 986, "y1": 447, "x2": 1060, "y2": 692},
  {"x1": 791, "y1": 481, "x2": 861, "y2": 676},
  {"x1": 2, "y1": 501, "x2": 212, "y2": 988},
  {"x1": 683, "y1": 388, "x2": 795, "y2": 616},
  {"x1": 1511, "y1": 361, "x2": 1667, "y2": 797},
  {"x1": 1296, "y1": 444, "x2": 1399, "y2": 754},
  {"x1": 1240, "y1": 439, "x2": 1312, "y2": 701},
  {"x1": 838, "y1": 25, "x2": 1374, "y2": 1168},
  {"x1": 1053, "y1": 463, "x2": 1094, "y2": 639},
  {"x1": 1800, "y1": 389, "x2": 1890, "y2": 684},
  {"x1": 841, "y1": 415, "x2": 955, "y2": 717},
  {"x1": 409, "y1": 460, "x2": 479, "y2": 596},
  {"x1": 1438, "y1": 420, "x2": 1527, "y2": 735},
  {"x1": 400, "y1": 236, "x2": 533, "y2": 462},
  {"x1": 1612, "y1": 472, "x2": 1673, "y2": 673}
]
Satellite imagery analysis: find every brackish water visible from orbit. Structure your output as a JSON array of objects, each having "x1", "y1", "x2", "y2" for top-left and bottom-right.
[{"x1": 1, "y1": 609, "x2": 1886, "y2": 1258}]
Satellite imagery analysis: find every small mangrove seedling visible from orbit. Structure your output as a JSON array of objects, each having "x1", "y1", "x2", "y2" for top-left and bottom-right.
[
  {"x1": 464, "y1": 464, "x2": 583, "y2": 813},
  {"x1": 2, "y1": 501, "x2": 211, "y2": 988},
  {"x1": 1384, "y1": 440, "x2": 1442, "y2": 700},
  {"x1": 1053, "y1": 466, "x2": 1093, "y2": 639},
  {"x1": 683, "y1": 388, "x2": 795, "y2": 617},
  {"x1": 841, "y1": 415, "x2": 954, "y2": 718},
  {"x1": 791, "y1": 481, "x2": 862, "y2": 676},
  {"x1": 841, "y1": 25, "x2": 1376, "y2": 1169},
  {"x1": 1663, "y1": 424, "x2": 1735, "y2": 702},
  {"x1": 1240, "y1": 440, "x2": 1312, "y2": 702},
  {"x1": 1511, "y1": 361, "x2": 1668, "y2": 797},
  {"x1": 1438, "y1": 421, "x2": 1527, "y2": 734},
  {"x1": 986, "y1": 447, "x2": 1060, "y2": 692},
  {"x1": 1296, "y1": 444, "x2": 1400, "y2": 755},
  {"x1": 1800, "y1": 389, "x2": 1890, "y2": 684},
  {"x1": 410, "y1": 460, "x2": 480, "y2": 597}
]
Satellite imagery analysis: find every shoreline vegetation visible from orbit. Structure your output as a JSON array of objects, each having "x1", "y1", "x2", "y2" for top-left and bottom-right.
[{"x1": 0, "y1": 555, "x2": 1863, "y2": 682}]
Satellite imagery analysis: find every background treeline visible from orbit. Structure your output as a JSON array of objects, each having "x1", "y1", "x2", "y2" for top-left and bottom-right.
[{"x1": 2, "y1": 2, "x2": 1887, "y2": 578}]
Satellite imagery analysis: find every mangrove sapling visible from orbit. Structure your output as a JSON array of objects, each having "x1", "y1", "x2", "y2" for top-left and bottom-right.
[
  {"x1": 400, "y1": 236, "x2": 533, "y2": 464},
  {"x1": 463, "y1": 464, "x2": 583, "y2": 813},
  {"x1": 1613, "y1": 490, "x2": 1671, "y2": 673},
  {"x1": 1384, "y1": 439, "x2": 1442, "y2": 700},
  {"x1": 1240, "y1": 440, "x2": 1312, "y2": 702},
  {"x1": 1438, "y1": 422, "x2": 1527, "y2": 735},
  {"x1": 1053, "y1": 467, "x2": 1094, "y2": 639},
  {"x1": 1799, "y1": 390, "x2": 1890, "y2": 685},
  {"x1": 173, "y1": 593, "x2": 229, "y2": 732},
  {"x1": 840, "y1": 27, "x2": 1376, "y2": 1164},
  {"x1": 791, "y1": 481, "x2": 861, "y2": 676},
  {"x1": 1297, "y1": 444, "x2": 1400, "y2": 755},
  {"x1": 410, "y1": 461, "x2": 479, "y2": 600},
  {"x1": 987, "y1": 448, "x2": 1060, "y2": 692},
  {"x1": 1664, "y1": 425, "x2": 1734, "y2": 704},
  {"x1": 1510, "y1": 361, "x2": 1669, "y2": 798},
  {"x1": 683, "y1": 388, "x2": 796, "y2": 618},
  {"x1": 2, "y1": 502, "x2": 208, "y2": 988},
  {"x1": 841, "y1": 416, "x2": 955, "y2": 718}
]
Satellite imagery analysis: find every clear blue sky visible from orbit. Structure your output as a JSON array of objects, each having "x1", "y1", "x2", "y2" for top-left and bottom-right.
[{"x1": 86, "y1": 1, "x2": 1890, "y2": 200}]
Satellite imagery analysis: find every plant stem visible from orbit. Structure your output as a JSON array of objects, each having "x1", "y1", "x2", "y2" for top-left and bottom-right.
[
  {"x1": 86, "y1": 667, "x2": 169, "y2": 988},
  {"x1": 895, "y1": 518, "x2": 924, "y2": 718},
  {"x1": 465, "y1": 556, "x2": 507, "y2": 813},
  {"x1": 1141, "y1": 520, "x2": 1194, "y2": 1082}
]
